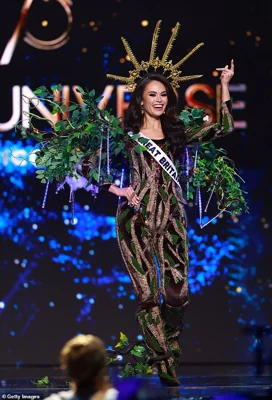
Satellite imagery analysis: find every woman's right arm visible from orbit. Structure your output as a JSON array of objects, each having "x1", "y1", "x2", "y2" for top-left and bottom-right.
[{"x1": 108, "y1": 185, "x2": 139, "y2": 206}]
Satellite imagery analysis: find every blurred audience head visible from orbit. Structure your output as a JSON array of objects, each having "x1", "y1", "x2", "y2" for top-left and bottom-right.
[{"x1": 60, "y1": 334, "x2": 108, "y2": 394}]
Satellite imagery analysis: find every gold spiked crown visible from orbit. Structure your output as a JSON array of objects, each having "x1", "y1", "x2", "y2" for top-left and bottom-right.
[{"x1": 107, "y1": 20, "x2": 204, "y2": 91}]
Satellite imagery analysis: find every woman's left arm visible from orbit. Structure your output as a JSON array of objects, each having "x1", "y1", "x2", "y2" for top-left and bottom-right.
[{"x1": 186, "y1": 60, "x2": 235, "y2": 145}]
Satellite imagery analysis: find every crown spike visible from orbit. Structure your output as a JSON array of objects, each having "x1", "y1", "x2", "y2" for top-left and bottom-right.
[
  {"x1": 173, "y1": 42, "x2": 204, "y2": 69},
  {"x1": 176, "y1": 74, "x2": 203, "y2": 82},
  {"x1": 149, "y1": 20, "x2": 162, "y2": 64},
  {"x1": 161, "y1": 22, "x2": 180, "y2": 63},
  {"x1": 106, "y1": 74, "x2": 131, "y2": 83},
  {"x1": 121, "y1": 37, "x2": 141, "y2": 70}
]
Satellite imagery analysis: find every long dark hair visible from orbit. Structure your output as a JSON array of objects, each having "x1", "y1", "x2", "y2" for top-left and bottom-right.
[{"x1": 124, "y1": 73, "x2": 186, "y2": 160}]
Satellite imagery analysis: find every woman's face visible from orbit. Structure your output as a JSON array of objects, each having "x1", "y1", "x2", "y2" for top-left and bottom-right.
[{"x1": 141, "y1": 80, "x2": 168, "y2": 118}]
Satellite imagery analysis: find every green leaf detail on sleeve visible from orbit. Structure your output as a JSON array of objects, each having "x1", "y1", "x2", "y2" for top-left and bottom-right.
[{"x1": 223, "y1": 113, "x2": 230, "y2": 132}]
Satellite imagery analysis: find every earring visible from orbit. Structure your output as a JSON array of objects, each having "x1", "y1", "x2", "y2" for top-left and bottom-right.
[{"x1": 141, "y1": 104, "x2": 144, "y2": 115}]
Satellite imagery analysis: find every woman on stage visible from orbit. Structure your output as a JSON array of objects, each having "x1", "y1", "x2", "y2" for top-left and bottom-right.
[
  {"x1": 96, "y1": 21, "x2": 235, "y2": 385},
  {"x1": 23, "y1": 20, "x2": 235, "y2": 386}
]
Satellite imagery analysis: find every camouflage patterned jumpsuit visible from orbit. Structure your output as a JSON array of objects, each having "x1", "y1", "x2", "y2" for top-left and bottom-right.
[{"x1": 116, "y1": 101, "x2": 234, "y2": 371}]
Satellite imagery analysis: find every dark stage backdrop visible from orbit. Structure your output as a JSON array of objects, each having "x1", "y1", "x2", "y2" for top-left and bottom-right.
[{"x1": 0, "y1": 0, "x2": 271, "y2": 364}]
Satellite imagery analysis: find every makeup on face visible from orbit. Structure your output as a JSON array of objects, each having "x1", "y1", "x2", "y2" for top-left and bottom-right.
[{"x1": 141, "y1": 80, "x2": 168, "y2": 117}]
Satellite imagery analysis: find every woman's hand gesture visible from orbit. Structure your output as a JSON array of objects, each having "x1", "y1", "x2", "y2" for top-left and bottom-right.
[
  {"x1": 216, "y1": 59, "x2": 234, "y2": 86},
  {"x1": 110, "y1": 185, "x2": 139, "y2": 206}
]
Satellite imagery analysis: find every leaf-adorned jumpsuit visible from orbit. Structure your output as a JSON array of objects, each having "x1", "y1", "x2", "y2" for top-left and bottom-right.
[{"x1": 115, "y1": 101, "x2": 234, "y2": 369}]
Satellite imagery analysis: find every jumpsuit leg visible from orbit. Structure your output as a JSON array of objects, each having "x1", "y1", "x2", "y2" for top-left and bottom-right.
[
  {"x1": 116, "y1": 206, "x2": 172, "y2": 361},
  {"x1": 155, "y1": 214, "x2": 189, "y2": 366},
  {"x1": 116, "y1": 205, "x2": 183, "y2": 383}
]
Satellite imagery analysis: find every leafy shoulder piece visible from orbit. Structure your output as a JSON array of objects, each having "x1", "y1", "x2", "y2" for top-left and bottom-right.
[
  {"x1": 178, "y1": 107, "x2": 248, "y2": 227},
  {"x1": 15, "y1": 84, "x2": 133, "y2": 219}
]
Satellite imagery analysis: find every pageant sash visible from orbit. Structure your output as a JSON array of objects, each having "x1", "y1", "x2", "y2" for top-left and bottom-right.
[{"x1": 128, "y1": 131, "x2": 181, "y2": 187}]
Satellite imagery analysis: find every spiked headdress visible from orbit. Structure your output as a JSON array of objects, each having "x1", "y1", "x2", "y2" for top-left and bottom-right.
[{"x1": 107, "y1": 20, "x2": 204, "y2": 91}]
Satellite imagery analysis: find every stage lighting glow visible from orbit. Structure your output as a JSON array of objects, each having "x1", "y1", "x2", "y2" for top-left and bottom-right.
[
  {"x1": 255, "y1": 36, "x2": 261, "y2": 41},
  {"x1": 141, "y1": 20, "x2": 149, "y2": 27},
  {"x1": 0, "y1": 302, "x2": 5, "y2": 309},
  {"x1": 93, "y1": 27, "x2": 98, "y2": 32},
  {"x1": 229, "y1": 40, "x2": 235, "y2": 46},
  {"x1": 41, "y1": 20, "x2": 48, "y2": 27},
  {"x1": 212, "y1": 71, "x2": 219, "y2": 77},
  {"x1": 82, "y1": 47, "x2": 87, "y2": 53},
  {"x1": 236, "y1": 287, "x2": 243, "y2": 293},
  {"x1": 89, "y1": 21, "x2": 95, "y2": 27},
  {"x1": 119, "y1": 58, "x2": 125, "y2": 64},
  {"x1": 246, "y1": 31, "x2": 252, "y2": 36}
]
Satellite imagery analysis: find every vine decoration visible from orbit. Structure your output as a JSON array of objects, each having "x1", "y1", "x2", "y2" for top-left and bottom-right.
[
  {"x1": 107, "y1": 332, "x2": 153, "y2": 378},
  {"x1": 15, "y1": 84, "x2": 248, "y2": 218},
  {"x1": 31, "y1": 376, "x2": 53, "y2": 387},
  {"x1": 16, "y1": 84, "x2": 137, "y2": 187},
  {"x1": 178, "y1": 107, "x2": 248, "y2": 216}
]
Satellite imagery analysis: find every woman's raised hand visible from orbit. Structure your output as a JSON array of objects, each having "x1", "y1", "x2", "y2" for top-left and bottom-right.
[{"x1": 216, "y1": 59, "x2": 234, "y2": 85}]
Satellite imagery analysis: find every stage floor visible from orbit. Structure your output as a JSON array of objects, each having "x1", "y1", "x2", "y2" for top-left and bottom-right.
[{"x1": 0, "y1": 366, "x2": 271, "y2": 399}]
